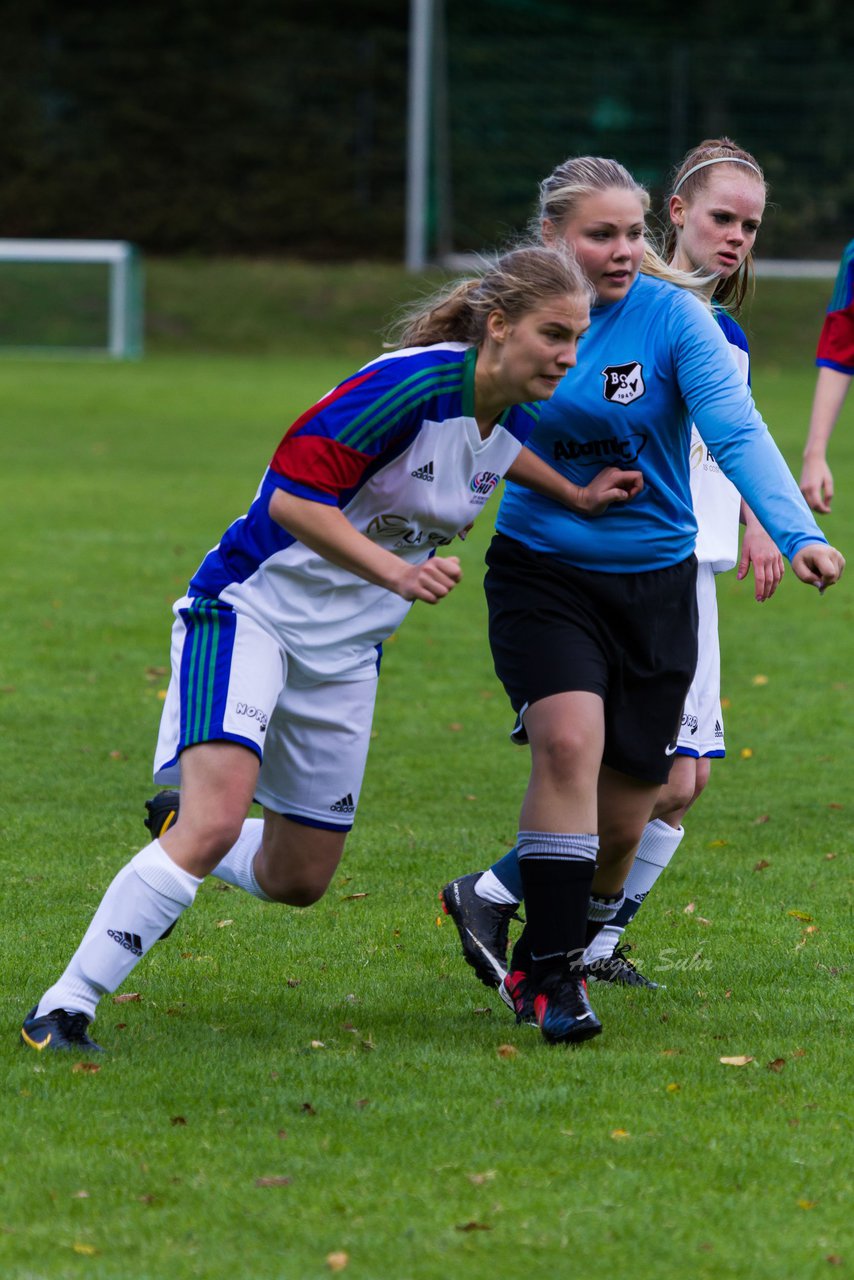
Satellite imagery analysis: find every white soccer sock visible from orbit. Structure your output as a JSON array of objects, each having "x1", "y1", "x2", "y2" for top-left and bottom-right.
[
  {"x1": 36, "y1": 840, "x2": 202, "y2": 1022},
  {"x1": 582, "y1": 819, "x2": 685, "y2": 965},
  {"x1": 210, "y1": 818, "x2": 271, "y2": 899},
  {"x1": 584, "y1": 923, "x2": 623, "y2": 964},
  {"x1": 626, "y1": 819, "x2": 685, "y2": 905},
  {"x1": 474, "y1": 867, "x2": 520, "y2": 907}
]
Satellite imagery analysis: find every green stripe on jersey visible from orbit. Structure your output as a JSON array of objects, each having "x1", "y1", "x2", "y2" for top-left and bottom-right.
[{"x1": 342, "y1": 363, "x2": 464, "y2": 451}]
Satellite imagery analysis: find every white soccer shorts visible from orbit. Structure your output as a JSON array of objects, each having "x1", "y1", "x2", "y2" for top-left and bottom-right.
[
  {"x1": 153, "y1": 596, "x2": 378, "y2": 829},
  {"x1": 676, "y1": 562, "x2": 725, "y2": 759}
]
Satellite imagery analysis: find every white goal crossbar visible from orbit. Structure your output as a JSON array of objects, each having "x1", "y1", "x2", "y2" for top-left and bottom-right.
[{"x1": 0, "y1": 238, "x2": 143, "y2": 358}]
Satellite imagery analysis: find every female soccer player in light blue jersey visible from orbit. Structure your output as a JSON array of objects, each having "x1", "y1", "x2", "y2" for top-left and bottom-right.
[
  {"x1": 580, "y1": 138, "x2": 784, "y2": 981},
  {"x1": 442, "y1": 156, "x2": 844, "y2": 1047},
  {"x1": 21, "y1": 244, "x2": 643, "y2": 1054}
]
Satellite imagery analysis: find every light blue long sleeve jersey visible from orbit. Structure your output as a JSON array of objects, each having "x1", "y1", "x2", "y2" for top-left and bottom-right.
[{"x1": 496, "y1": 273, "x2": 826, "y2": 572}]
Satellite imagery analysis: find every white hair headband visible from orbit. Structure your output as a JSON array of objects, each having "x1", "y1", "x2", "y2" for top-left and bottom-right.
[{"x1": 673, "y1": 156, "x2": 762, "y2": 194}]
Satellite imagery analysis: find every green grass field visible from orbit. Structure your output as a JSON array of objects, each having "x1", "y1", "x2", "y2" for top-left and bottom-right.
[{"x1": 1, "y1": 264, "x2": 852, "y2": 1280}]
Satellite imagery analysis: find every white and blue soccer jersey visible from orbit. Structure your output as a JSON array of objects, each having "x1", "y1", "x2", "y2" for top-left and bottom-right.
[
  {"x1": 189, "y1": 344, "x2": 539, "y2": 683},
  {"x1": 496, "y1": 273, "x2": 825, "y2": 572},
  {"x1": 690, "y1": 309, "x2": 750, "y2": 573}
]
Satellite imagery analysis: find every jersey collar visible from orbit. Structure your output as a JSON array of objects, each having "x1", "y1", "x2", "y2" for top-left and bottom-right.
[{"x1": 463, "y1": 346, "x2": 511, "y2": 427}]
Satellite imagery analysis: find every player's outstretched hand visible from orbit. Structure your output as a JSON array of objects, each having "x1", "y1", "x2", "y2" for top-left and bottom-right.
[
  {"x1": 580, "y1": 466, "x2": 644, "y2": 516},
  {"x1": 799, "y1": 457, "x2": 834, "y2": 514},
  {"x1": 791, "y1": 543, "x2": 845, "y2": 592},
  {"x1": 737, "y1": 524, "x2": 784, "y2": 602},
  {"x1": 397, "y1": 555, "x2": 463, "y2": 603}
]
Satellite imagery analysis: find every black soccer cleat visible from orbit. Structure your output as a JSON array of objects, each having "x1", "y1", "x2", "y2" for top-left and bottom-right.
[
  {"x1": 533, "y1": 970, "x2": 603, "y2": 1045},
  {"x1": 440, "y1": 873, "x2": 520, "y2": 989},
  {"x1": 499, "y1": 969, "x2": 537, "y2": 1027},
  {"x1": 144, "y1": 789, "x2": 180, "y2": 839},
  {"x1": 20, "y1": 1007, "x2": 103, "y2": 1054},
  {"x1": 144, "y1": 790, "x2": 181, "y2": 939},
  {"x1": 585, "y1": 943, "x2": 662, "y2": 989}
]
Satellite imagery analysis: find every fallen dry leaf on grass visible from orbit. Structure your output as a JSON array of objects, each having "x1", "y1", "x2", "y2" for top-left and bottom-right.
[
  {"x1": 72, "y1": 1062, "x2": 101, "y2": 1074},
  {"x1": 113, "y1": 992, "x2": 141, "y2": 1003},
  {"x1": 767, "y1": 1058, "x2": 786, "y2": 1072},
  {"x1": 326, "y1": 1253, "x2": 349, "y2": 1272},
  {"x1": 719, "y1": 1056, "x2": 754, "y2": 1067},
  {"x1": 255, "y1": 1176, "x2": 293, "y2": 1188},
  {"x1": 455, "y1": 1222, "x2": 491, "y2": 1232},
  {"x1": 496, "y1": 1044, "x2": 518, "y2": 1059}
]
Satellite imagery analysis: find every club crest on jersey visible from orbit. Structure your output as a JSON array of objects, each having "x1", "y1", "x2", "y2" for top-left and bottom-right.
[
  {"x1": 602, "y1": 361, "x2": 645, "y2": 405},
  {"x1": 469, "y1": 471, "x2": 500, "y2": 505}
]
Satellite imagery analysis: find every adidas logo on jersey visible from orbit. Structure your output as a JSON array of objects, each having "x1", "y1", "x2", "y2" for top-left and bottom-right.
[
  {"x1": 411, "y1": 460, "x2": 434, "y2": 482},
  {"x1": 107, "y1": 929, "x2": 143, "y2": 957},
  {"x1": 330, "y1": 793, "x2": 355, "y2": 814}
]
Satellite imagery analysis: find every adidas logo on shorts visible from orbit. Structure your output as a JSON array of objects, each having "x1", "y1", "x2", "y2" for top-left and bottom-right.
[
  {"x1": 330, "y1": 793, "x2": 355, "y2": 814},
  {"x1": 411, "y1": 461, "x2": 434, "y2": 482}
]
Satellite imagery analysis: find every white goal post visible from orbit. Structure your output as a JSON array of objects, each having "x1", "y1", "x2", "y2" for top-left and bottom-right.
[{"x1": 0, "y1": 238, "x2": 143, "y2": 358}]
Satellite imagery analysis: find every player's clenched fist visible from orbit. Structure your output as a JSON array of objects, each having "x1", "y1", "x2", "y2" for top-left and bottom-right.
[
  {"x1": 791, "y1": 543, "x2": 845, "y2": 591},
  {"x1": 397, "y1": 555, "x2": 463, "y2": 603}
]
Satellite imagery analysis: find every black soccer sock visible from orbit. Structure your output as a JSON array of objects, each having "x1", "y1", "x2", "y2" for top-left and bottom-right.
[
  {"x1": 517, "y1": 831, "x2": 598, "y2": 981},
  {"x1": 509, "y1": 926, "x2": 532, "y2": 974}
]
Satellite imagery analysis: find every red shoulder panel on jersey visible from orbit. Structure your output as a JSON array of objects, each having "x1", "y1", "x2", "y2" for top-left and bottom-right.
[
  {"x1": 271, "y1": 434, "x2": 372, "y2": 498},
  {"x1": 816, "y1": 305, "x2": 854, "y2": 371}
]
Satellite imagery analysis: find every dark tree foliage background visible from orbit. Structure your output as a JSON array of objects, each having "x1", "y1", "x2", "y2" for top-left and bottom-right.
[{"x1": 0, "y1": 0, "x2": 851, "y2": 259}]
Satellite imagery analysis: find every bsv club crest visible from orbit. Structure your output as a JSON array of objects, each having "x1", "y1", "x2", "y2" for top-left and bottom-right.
[{"x1": 602, "y1": 361, "x2": 645, "y2": 405}]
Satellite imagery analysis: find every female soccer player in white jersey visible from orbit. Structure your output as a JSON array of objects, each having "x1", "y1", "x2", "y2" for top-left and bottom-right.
[
  {"x1": 580, "y1": 139, "x2": 784, "y2": 981},
  {"x1": 21, "y1": 244, "x2": 644, "y2": 1054},
  {"x1": 441, "y1": 156, "x2": 843, "y2": 1047}
]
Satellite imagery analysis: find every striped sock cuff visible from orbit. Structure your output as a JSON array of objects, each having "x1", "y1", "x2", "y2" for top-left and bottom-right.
[
  {"x1": 587, "y1": 889, "x2": 626, "y2": 924},
  {"x1": 517, "y1": 831, "x2": 599, "y2": 863}
]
